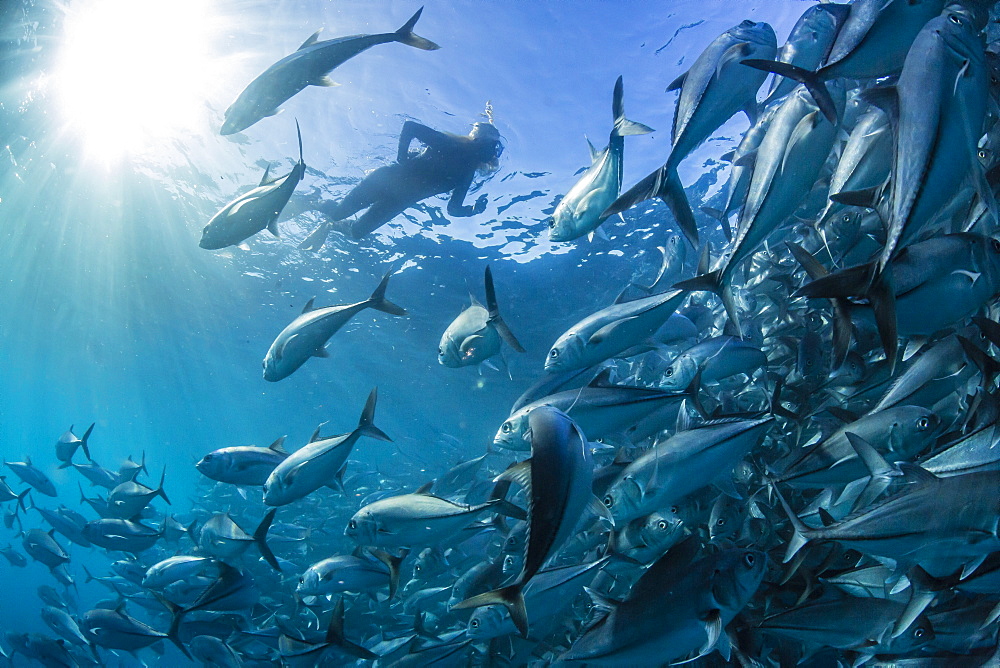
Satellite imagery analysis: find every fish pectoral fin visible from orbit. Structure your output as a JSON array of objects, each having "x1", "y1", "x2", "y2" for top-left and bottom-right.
[
  {"x1": 716, "y1": 42, "x2": 751, "y2": 76},
  {"x1": 671, "y1": 610, "x2": 722, "y2": 666},
  {"x1": 267, "y1": 219, "x2": 280, "y2": 238},
  {"x1": 312, "y1": 346, "x2": 330, "y2": 358},
  {"x1": 494, "y1": 459, "x2": 532, "y2": 493},
  {"x1": 313, "y1": 76, "x2": 341, "y2": 88},
  {"x1": 588, "y1": 316, "x2": 640, "y2": 345},
  {"x1": 952, "y1": 269, "x2": 981, "y2": 286}
]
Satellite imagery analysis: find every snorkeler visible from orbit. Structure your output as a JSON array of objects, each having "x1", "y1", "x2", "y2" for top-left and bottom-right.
[{"x1": 300, "y1": 118, "x2": 504, "y2": 248}]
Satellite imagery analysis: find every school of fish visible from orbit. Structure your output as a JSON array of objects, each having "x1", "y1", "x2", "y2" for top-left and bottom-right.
[{"x1": 9, "y1": 1, "x2": 1000, "y2": 666}]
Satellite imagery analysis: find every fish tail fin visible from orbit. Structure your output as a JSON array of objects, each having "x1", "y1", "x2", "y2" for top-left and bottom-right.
[
  {"x1": 370, "y1": 548, "x2": 408, "y2": 598},
  {"x1": 452, "y1": 584, "x2": 529, "y2": 637},
  {"x1": 611, "y1": 75, "x2": 654, "y2": 138},
  {"x1": 866, "y1": 265, "x2": 898, "y2": 373},
  {"x1": 80, "y1": 423, "x2": 95, "y2": 462},
  {"x1": 394, "y1": 7, "x2": 440, "y2": 51},
  {"x1": 674, "y1": 269, "x2": 743, "y2": 338},
  {"x1": 254, "y1": 508, "x2": 281, "y2": 572},
  {"x1": 327, "y1": 597, "x2": 380, "y2": 659},
  {"x1": 158, "y1": 594, "x2": 192, "y2": 659},
  {"x1": 767, "y1": 478, "x2": 812, "y2": 563},
  {"x1": 484, "y1": 265, "x2": 526, "y2": 353},
  {"x1": 15, "y1": 489, "x2": 29, "y2": 514},
  {"x1": 294, "y1": 118, "x2": 303, "y2": 165},
  {"x1": 356, "y1": 388, "x2": 392, "y2": 442},
  {"x1": 156, "y1": 466, "x2": 171, "y2": 505},
  {"x1": 741, "y1": 59, "x2": 836, "y2": 123},
  {"x1": 604, "y1": 165, "x2": 699, "y2": 248},
  {"x1": 366, "y1": 268, "x2": 408, "y2": 316}
]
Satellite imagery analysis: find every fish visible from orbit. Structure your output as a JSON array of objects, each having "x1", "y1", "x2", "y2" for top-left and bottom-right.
[
  {"x1": 743, "y1": 0, "x2": 947, "y2": 122},
  {"x1": 196, "y1": 435, "x2": 289, "y2": 486},
  {"x1": 545, "y1": 289, "x2": 687, "y2": 372},
  {"x1": 221, "y1": 8, "x2": 439, "y2": 135},
  {"x1": 550, "y1": 76, "x2": 653, "y2": 242},
  {"x1": 603, "y1": 20, "x2": 777, "y2": 247},
  {"x1": 560, "y1": 539, "x2": 766, "y2": 664},
  {"x1": 142, "y1": 555, "x2": 223, "y2": 589},
  {"x1": 453, "y1": 406, "x2": 594, "y2": 637},
  {"x1": 659, "y1": 335, "x2": 768, "y2": 392},
  {"x1": 55, "y1": 423, "x2": 94, "y2": 469},
  {"x1": 438, "y1": 265, "x2": 525, "y2": 368},
  {"x1": 5, "y1": 456, "x2": 57, "y2": 497},
  {"x1": 345, "y1": 482, "x2": 523, "y2": 549},
  {"x1": 81, "y1": 606, "x2": 178, "y2": 653},
  {"x1": 759, "y1": 3, "x2": 851, "y2": 107},
  {"x1": 264, "y1": 388, "x2": 390, "y2": 505},
  {"x1": 197, "y1": 508, "x2": 280, "y2": 571},
  {"x1": 81, "y1": 518, "x2": 163, "y2": 552},
  {"x1": 675, "y1": 81, "x2": 844, "y2": 336},
  {"x1": 603, "y1": 416, "x2": 773, "y2": 524},
  {"x1": 106, "y1": 466, "x2": 170, "y2": 519},
  {"x1": 296, "y1": 549, "x2": 405, "y2": 599},
  {"x1": 495, "y1": 371, "x2": 691, "y2": 451},
  {"x1": 263, "y1": 268, "x2": 407, "y2": 381},
  {"x1": 200, "y1": 121, "x2": 305, "y2": 249},
  {"x1": 21, "y1": 528, "x2": 69, "y2": 570}
]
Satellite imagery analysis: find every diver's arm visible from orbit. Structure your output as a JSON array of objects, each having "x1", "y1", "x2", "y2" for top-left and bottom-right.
[
  {"x1": 447, "y1": 172, "x2": 488, "y2": 217},
  {"x1": 397, "y1": 121, "x2": 452, "y2": 162}
]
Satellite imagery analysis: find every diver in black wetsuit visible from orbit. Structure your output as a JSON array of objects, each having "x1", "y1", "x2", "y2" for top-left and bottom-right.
[{"x1": 301, "y1": 120, "x2": 504, "y2": 248}]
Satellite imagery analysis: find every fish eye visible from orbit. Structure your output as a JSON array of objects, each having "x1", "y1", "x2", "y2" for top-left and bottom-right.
[
  {"x1": 992, "y1": 238, "x2": 1000, "y2": 253},
  {"x1": 670, "y1": 506, "x2": 679, "y2": 514},
  {"x1": 716, "y1": 518, "x2": 726, "y2": 526},
  {"x1": 470, "y1": 619, "x2": 479, "y2": 628},
  {"x1": 501, "y1": 423, "x2": 512, "y2": 434},
  {"x1": 980, "y1": 150, "x2": 988, "y2": 160},
  {"x1": 657, "y1": 520, "x2": 667, "y2": 529},
  {"x1": 842, "y1": 214, "x2": 850, "y2": 223},
  {"x1": 914, "y1": 626, "x2": 925, "y2": 638},
  {"x1": 547, "y1": 218, "x2": 555, "y2": 228},
  {"x1": 744, "y1": 553, "x2": 756, "y2": 567},
  {"x1": 917, "y1": 417, "x2": 929, "y2": 429},
  {"x1": 665, "y1": 367, "x2": 673, "y2": 377},
  {"x1": 549, "y1": 349, "x2": 559, "y2": 358},
  {"x1": 949, "y1": 13, "x2": 961, "y2": 24},
  {"x1": 348, "y1": 520, "x2": 356, "y2": 530},
  {"x1": 603, "y1": 495, "x2": 614, "y2": 508}
]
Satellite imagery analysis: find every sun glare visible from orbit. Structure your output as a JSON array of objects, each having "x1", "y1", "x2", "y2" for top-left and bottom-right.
[{"x1": 54, "y1": 0, "x2": 221, "y2": 161}]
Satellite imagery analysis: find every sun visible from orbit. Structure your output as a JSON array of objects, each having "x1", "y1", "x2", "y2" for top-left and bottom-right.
[{"x1": 53, "y1": 0, "x2": 223, "y2": 161}]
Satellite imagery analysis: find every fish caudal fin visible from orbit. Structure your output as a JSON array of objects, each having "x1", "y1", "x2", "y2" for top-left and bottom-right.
[
  {"x1": 604, "y1": 165, "x2": 699, "y2": 249},
  {"x1": 156, "y1": 466, "x2": 171, "y2": 505},
  {"x1": 254, "y1": 508, "x2": 281, "y2": 572},
  {"x1": 484, "y1": 265, "x2": 526, "y2": 353},
  {"x1": 370, "y1": 548, "x2": 408, "y2": 598},
  {"x1": 611, "y1": 75, "x2": 654, "y2": 138},
  {"x1": 80, "y1": 423, "x2": 94, "y2": 462},
  {"x1": 367, "y1": 268, "x2": 408, "y2": 316},
  {"x1": 741, "y1": 59, "x2": 837, "y2": 124},
  {"x1": 394, "y1": 7, "x2": 440, "y2": 51},
  {"x1": 452, "y1": 584, "x2": 529, "y2": 638},
  {"x1": 357, "y1": 388, "x2": 392, "y2": 442},
  {"x1": 157, "y1": 594, "x2": 192, "y2": 659},
  {"x1": 674, "y1": 269, "x2": 743, "y2": 338},
  {"x1": 767, "y1": 478, "x2": 812, "y2": 563}
]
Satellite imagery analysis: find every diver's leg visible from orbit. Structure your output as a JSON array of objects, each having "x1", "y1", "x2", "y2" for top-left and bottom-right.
[
  {"x1": 347, "y1": 200, "x2": 410, "y2": 239},
  {"x1": 303, "y1": 167, "x2": 398, "y2": 249}
]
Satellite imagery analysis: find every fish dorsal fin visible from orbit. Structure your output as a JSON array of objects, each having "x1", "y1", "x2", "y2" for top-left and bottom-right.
[
  {"x1": 817, "y1": 507, "x2": 836, "y2": 527},
  {"x1": 897, "y1": 463, "x2": 939, "y2": 485},
  {"x1": 733, "y1": 149, "x2": 757, "y2": 168},
  {"x1": 301, "y1": 298, "x2": 316, "y2": 314},
  {"x1": 258, "y1": 164, "x2": 272, "y2": 187},
  {"x1": 268, "y1": 436, "x2": 287, "y2": 454},
  {"x1": 675, "y1": 401, "x2": 693, "y2": 433},
  {"x1": 309, "y1": 424, "x2": 325, "y2": 443},
  {"x1": 298, "y1": 30, "x2": 322, "y2": 51},
  {"x1": 666, "y1": 71, "x2": 687, "y2": 93},
  {"x1": 414, "y1": 482, "x2": 434, "y2": 495},
  {"x1": 585, "y1": 136, "x2": 600, "y2": 163},
  {"x1": 717, "y1": 42, "x2": 751, "y2": 76}
]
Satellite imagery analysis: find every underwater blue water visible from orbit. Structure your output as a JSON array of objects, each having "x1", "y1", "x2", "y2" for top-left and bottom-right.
[{"x1": 0, "y1": 0, "x2": 929, "y2": 663}]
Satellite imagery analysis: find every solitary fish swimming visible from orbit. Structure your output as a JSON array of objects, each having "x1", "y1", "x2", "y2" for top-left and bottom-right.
[{"x1": 221, "y1": 8, "x2": 440, "y2": 135}]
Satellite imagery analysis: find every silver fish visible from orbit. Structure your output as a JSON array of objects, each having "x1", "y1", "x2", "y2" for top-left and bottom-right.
[
  {"x1": 438, "y1": 265, "x2": 524, "y2": 368},
  {"x1": 221, "y1": 8, "x2": 439, "y2": 135}
]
